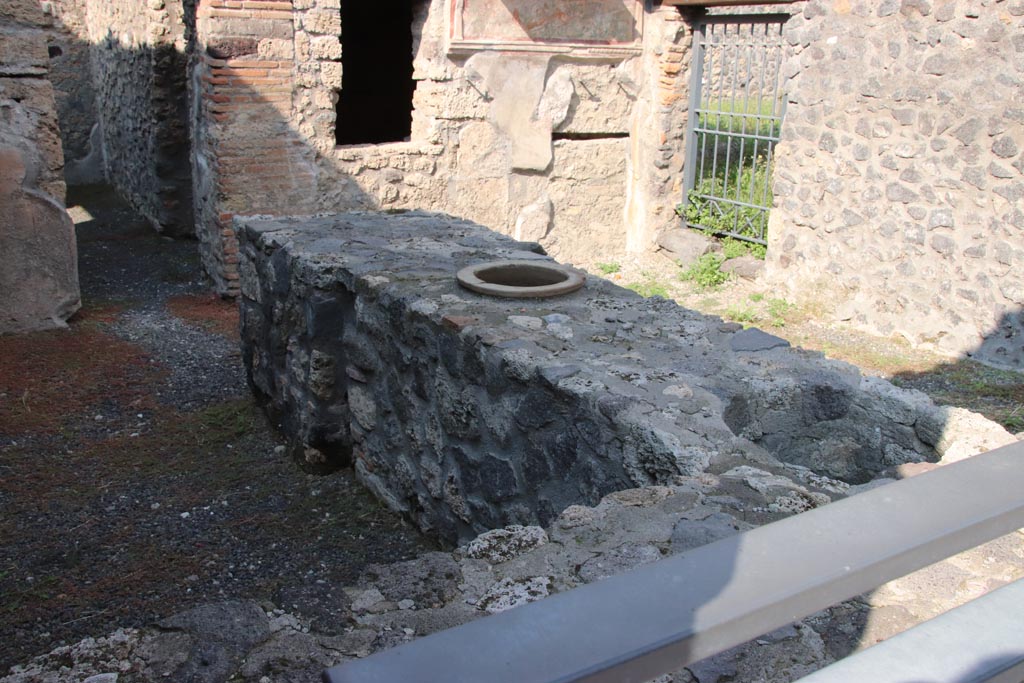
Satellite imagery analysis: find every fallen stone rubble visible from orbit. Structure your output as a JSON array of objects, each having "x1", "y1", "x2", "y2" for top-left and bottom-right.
[{"x1": 6, "y1": 450, "x2": 1022, "y2": 683}]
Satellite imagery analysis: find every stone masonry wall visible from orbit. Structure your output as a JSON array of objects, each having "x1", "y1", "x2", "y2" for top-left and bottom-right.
[
  {"x1": 62, "y1": 0, "x2": 195, "y2": 236},
  {"x1": 766, "y1": 0, "x2": 1024, "y2": 367},
  {"x1": 625, "y1": 5, "x2": 691, "y2": 252},
  {"x1": 309, "y1": 0, "x2": 660, "y2": 261},
  {"x1": 0, "y1": 0, "x2": 81, "y2": 333},
  {"x1": 235, "y1": 212, "x2": 1015, "y2": 545},
  {"x1": 43, "y1": 0, "x2": 99, "y2": 175},
  {"x1": 193, "y1": 0, "x2": 688, "y2": 294},
  {"x1": 191, "y1": 0, "x2": 323, "y2": 295}
]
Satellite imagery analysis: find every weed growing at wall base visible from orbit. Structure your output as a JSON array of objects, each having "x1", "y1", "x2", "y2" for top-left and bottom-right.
[
  {"x1": 626, "y1": 278, "x2": 670, "y2": 299},
  {"x1": 721, "y1": 237, "x2": 767, "y2": 260},
  {"x1": 679, "y1": 253, "x2": 730, "y2": 290},
  {"x1": 680, "y1": 100, "x2": 779, "y2": 244},
  {"x1": 679, "y1": 162, "x2": 774, "y2": 243}
]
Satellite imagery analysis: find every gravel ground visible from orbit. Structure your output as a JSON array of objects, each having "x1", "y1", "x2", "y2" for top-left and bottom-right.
[
  {"x1": 0, "y1": 186, "x2": 432, "y2": 673},
  {"x1": 111, "y1": 309, "x2": 246, "y2": 411}
]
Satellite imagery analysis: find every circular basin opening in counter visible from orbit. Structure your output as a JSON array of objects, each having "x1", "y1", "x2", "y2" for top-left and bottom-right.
[{"x1": 456, "y1": 260, "x2": 586, "y2": 298}]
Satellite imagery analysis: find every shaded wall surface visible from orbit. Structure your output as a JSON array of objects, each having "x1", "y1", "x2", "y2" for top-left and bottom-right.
[
  {"x1": 0, "y1": 0, "x2": 80, "y2": 333},
  {"x1": 47, "y1": 0, "x2": 195, "y2": 236},
  {"x1": 766, "y1": 0, "x2": 1024, "y2": 367},
  {"x1": 45, "y1": 0, "x2": 98, "y2": 171}
]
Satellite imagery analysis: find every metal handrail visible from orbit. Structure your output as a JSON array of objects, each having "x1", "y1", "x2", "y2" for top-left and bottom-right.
[
  {"x1": 795, "y1": 578, "x2": 1024, "y2": 683},
  {"x1": 323, "y1": 441, "x2": 1024, "y2": 683}
]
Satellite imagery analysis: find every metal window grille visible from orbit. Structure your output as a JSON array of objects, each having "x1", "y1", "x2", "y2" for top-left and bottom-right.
[{"x1": 681, "y1": 15, "x2": 788, "y2": 245}]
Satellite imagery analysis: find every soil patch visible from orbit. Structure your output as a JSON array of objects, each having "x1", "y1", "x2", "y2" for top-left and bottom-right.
[
  {"x1": 0, "y1": 186, "x2": 431, "y2": 672},
  {"x1": 0, "y1": 309, "x2": 161, "y2": 439},
  {"x1": 167, "y1": 294, "x2": 240, "y2": 339}
]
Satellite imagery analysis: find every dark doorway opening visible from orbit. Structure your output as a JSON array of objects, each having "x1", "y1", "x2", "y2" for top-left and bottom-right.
[{"x1": 336, "y1": 0, "x2": 416, "y2": 146}]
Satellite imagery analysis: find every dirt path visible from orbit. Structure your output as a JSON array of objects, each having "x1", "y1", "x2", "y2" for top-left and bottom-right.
[{"x1": 0, "y1": 186, "x2": 432, "y2": 672}]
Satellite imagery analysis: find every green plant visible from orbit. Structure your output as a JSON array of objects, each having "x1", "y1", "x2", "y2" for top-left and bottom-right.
[
  {"x1": 716, "y1": 237, "x2": 769, "y2": 262},
  {"x1": 766, "y1": 298, "x2": 794, "y2": 327},
  {"x1": 626, "y1": 280, "x2": 670, "y2": 299},
  {"x1": 748, "y1": 292, "x2": 765, "y2": 303},
  {"x1": 681, "y1": 164, "x2": 774, "y2": 241},
  {"x1": 725, "y1": 305, "x2": 756, "y2": 323},
  {"x1": 677, "y1": 100, "x2": 779, "y2": 244},
  {"x1": 721, "y1": 238, "x2": 748, "y2": 260},
  {"x1": 679, "y1": 253, "x2": 730, "y2": 290},
  {"x1": 697, "y1": 100, "x2": 782, "y2": 138},
  {"x1": 596, "y1": 262, "x2": 621, "y2": 275},
  {"x1": 1004, "y1": 408, "x2": 1024, "y2": 432}
]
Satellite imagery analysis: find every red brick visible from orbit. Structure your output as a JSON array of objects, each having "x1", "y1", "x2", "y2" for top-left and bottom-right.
[
  {"x1": 206, "y1": 8, "x2": 246, "y2": 18},
  {"x1": 224, "y1": 60, "x2": 283, "y2": 68},
  {"x1": 251, "y1": 10, "x2": 293, "y2": 19},
  {"x1": 213, "y1": 67, "x2": 269, "y2": 78},
  {"x1": 241, "y1": 0, "x2": 293, "y2": 9},
  {"x1": 231, "y1": 76, "x2": 288, "y2": 86}
]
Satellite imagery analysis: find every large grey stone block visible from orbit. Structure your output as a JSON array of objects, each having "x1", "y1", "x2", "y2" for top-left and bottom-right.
[{"x1": 0, "y1": 148, "x2": 80, "y2": 334}]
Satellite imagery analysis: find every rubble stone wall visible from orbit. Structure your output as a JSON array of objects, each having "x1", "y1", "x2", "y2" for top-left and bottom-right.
[
  {"x1": 0, "y1": 0, "x2": 81, "y2": 333},
  {"x1": 766, "y1": 0, "x2": 1024, "y2": 367},
  {"x1": 235, "y1": 212, "x2": 1012, "y2": 544},
  {"x1": 43, "y1": 0, "x2": 98, "y2": 171},
  {"x1": 87, "y1": 0, "x2": 193, "y2": 236}
]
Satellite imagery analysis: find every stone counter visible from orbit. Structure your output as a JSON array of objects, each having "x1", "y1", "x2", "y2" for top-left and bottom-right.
[{"x1": 236, "y1": 211, "x2": 1010, "y2": 544}]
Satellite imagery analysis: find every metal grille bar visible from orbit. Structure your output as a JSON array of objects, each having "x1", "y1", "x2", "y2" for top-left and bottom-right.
[
  {"x1": 681, "y1": 14, "x2": 788, "y2": 245},
  {"x1": 323, "y1": 441, "x2": 1024, "y2": 683}
]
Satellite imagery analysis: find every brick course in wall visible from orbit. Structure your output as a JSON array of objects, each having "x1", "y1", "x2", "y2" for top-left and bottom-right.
[{"x1": 193, "y1": 0, "x2": 329, "y2": 294}]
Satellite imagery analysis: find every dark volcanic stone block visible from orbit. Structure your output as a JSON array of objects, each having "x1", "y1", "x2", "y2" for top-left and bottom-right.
[{"x1": 237, "y1": 211, "x2": 947, "y2": 544}]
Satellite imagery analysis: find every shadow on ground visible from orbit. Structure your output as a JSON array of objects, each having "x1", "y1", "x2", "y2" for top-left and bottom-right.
[{"x1": 0, "y1": 186, "x2": 432, "y2": 671}]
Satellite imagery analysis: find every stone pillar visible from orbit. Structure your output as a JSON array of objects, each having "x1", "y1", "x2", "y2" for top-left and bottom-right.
[
  {"x1": 624, "y1": 5, "x2": 691, "y2": 253},
  {"x1": 0, "y1": 0, "x2": 81, "y2": 333},
  {"x1": 192, "y1": 0, "x2": 333, "y2": 295}
]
